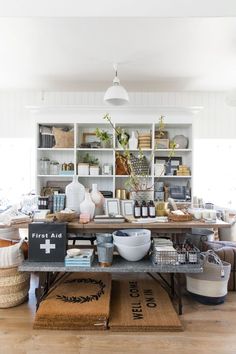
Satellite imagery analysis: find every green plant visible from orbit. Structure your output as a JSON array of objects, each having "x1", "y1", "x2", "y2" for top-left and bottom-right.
[
  {"x1": 81, "y1": 153, "x2": 99, "y2": 166},
  {"x1": 95, "y1": 128, "x2": 111, "y2": 143}
]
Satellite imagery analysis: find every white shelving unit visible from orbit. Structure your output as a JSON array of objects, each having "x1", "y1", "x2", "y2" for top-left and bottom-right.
[{"x1": 32, "y1": 106, "x2": 199, "y2": 201}]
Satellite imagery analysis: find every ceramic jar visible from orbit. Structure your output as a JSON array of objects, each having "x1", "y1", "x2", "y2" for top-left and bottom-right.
[
  {"x1": 90, "y1": 184, "x2": 104, "y2": 216},
  {"x1": 65, "y1": 176, "x2": 85, "y2": 213},
  {"x1": 80, "y1": 190, "x2": 95, "y2": 220}
]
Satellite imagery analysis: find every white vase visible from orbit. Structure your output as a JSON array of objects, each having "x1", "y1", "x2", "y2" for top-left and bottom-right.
[
  {"x1": 90, "y1": 184, "x2": 104, "y2": 216},
  {"x1": 65, "y1": 175, "x2": 85, "y2": 213},
  {"x1": 80, "y1": 190, "x2": 95, "y2": 220},
  {"x1": 90, "y1": 184, "x2": 103, "y2": 205},
  {"x1": 129, "y1": 131, "x2": 138, "y2": 150}
]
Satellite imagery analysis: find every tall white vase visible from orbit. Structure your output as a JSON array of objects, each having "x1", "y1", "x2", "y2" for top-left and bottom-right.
[
  {"x1": 80, "y1": 190, "x2": 95, "y2": 220},
  {"x1": 129, "y1": 131, "x2": 138, "y2": 150},
  {"x1": 65, "y1": 175, "x2": 85, "y2": 213}
]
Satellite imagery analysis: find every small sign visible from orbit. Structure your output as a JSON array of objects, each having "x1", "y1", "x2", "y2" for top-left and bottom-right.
[{"x1": 28, "y1": 222, "x2": 67, "y2": 262}]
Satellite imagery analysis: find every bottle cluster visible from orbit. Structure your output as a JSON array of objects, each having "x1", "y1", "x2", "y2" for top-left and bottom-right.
[{"x1": 134, "y1": 200, "x2": 156, "y2": 218}]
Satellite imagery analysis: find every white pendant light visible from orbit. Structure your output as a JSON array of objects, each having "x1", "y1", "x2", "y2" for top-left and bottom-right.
[{"x1": 104, "y1": 64, "x2": 129, "y2": 105}]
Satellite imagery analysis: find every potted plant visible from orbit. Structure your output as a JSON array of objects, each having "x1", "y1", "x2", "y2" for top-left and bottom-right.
[
  {"x1": 82, "y1": 153, "x2": 100, "y2": 175},
  {"x1": 95, "y1": 128, "x2": 112, "y2": 148}
]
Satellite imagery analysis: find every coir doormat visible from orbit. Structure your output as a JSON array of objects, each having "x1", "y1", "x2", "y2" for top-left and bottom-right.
[
  {"x1": 109, "y1": 277, "x2": 183, "y2": 331},
  {"x1": 34, "y1": 273, "x2": 111, "y2": 330}
]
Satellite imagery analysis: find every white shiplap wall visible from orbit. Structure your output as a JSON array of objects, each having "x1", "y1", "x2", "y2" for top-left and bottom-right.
[{"x1": 0, "y1": 91, "x2": 235, "y2": 139}]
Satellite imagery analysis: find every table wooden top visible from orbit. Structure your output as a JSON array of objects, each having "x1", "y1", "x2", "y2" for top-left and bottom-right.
[{"x1": 10, "y1": 218, "x2": 231, "y2": 231}]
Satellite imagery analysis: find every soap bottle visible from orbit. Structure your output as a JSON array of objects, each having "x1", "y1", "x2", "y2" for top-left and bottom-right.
[
  {"x1": 141, "y1": 200, "x2": 148, "y2": 218},
  {"x1": 134, "y1": 200, "x2": 141, "y2": 218},
  {"x1": 148, "y1": 200, "x2": 156, "y2": 218}
]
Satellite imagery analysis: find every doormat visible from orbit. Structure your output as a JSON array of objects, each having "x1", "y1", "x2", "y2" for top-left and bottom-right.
[
  {"x1": 109, "y1": 278, "x2": 182, "y2": 331},
  {"x1": 34, "y1": 273, "x2": 111, "y2": 330}
]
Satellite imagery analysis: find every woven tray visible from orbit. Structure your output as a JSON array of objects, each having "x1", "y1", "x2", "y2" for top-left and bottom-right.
[{"x1": 168, "y1": 213, "x2": 193, "y2": 222}]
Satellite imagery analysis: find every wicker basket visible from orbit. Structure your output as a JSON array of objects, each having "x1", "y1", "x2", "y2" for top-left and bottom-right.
[
  {"x1": 55, "y1": 211, "x2": 78, "y2": 222},
  {"x1": 168, "y1": 213, "x2": 193, "y2": 222},
  {"x1": 0, "y1": 267, "x2": 30, "y2": 308}
]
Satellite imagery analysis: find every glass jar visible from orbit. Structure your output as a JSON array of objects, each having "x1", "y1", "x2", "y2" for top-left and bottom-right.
[
  {"x1": 49, "y1": 160, "x2": 60, "y2": 175},
  {"x1": 40, "y1": 157, "x2": 50, "y2": 175},
  {"x1": 102, "y1": 163, "x2": 112, "y2": 175}
]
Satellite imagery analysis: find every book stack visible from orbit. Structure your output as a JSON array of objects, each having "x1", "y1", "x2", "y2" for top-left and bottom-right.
[{"x1": 65, "y1": 249, "x2": 94, "y2": 267}]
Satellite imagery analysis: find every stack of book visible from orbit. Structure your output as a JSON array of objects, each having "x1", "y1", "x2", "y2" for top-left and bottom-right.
[{"x1": 65, "y1": 249, "x2": 94, "y2": 267}]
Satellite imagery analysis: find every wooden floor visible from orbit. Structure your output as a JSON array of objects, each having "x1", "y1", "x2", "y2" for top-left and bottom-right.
[{"x1": 1, "y1": 274, "x2": 236, "y2": 354}]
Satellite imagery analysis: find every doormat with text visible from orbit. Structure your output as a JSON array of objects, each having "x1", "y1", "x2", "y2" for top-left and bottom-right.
[
  {"x1": 33, "y1": 273, "x2": 111, "y2": 330},
  {"x1": 109, "y1": 278, "x2": 182, "y2": 331}
]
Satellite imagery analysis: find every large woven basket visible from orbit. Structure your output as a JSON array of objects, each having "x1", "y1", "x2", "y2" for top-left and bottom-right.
[{"x1": 0, "y1": 267, "x2": 30, "y2": 308}]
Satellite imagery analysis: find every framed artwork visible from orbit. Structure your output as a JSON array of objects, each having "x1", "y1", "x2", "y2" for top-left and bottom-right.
[
  {"x1": 121, "y1": 200, "x2": 134, "y2": 217},
  {"x1": 104, "y1": 198, "x2": 121, "y2": 216},
  {"x1": 82, "y1": 132, "x2": 98, "y2": 144},
  {"x1": 154, "y1": 156, "x2": 182, "y2": 176},
  {"x1": 155, "y1": 138, "x2": 169, "y2": 149}
]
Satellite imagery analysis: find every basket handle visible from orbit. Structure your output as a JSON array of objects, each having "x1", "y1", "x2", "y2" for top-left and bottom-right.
[{"x1": 201, "y1": 250, "x2": 225, "y2": 278}]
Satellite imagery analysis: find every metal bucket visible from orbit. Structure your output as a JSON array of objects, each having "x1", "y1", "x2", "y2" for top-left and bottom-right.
[{"x1": 97, "y1": 243, "x2": 114, "y2": 267}]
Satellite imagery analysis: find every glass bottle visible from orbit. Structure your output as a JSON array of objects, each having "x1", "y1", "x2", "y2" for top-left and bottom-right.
[
  {"x1": 141, "y1": 200, "x2": 148, "y2": 218},
  {"x1": 40, "y1": 157, "x2": 50, "y2": 175},
  {"x1": 148, "y1": 200, "x2": 156, "y2": 218},
  {"x1": 134, "y1": 200, "x2": 141, "y2": 218}
]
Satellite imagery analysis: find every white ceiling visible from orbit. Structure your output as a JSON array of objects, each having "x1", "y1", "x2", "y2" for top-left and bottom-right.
[{"x1": 0, "y1": 16, "x2": 236, "y2": 91}]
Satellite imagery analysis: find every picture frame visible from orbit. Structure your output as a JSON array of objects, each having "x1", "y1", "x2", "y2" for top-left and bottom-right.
[
  {"x1": 104, "y1": 198, "x2": 121, "y2": 216},
  {"x1": 155, "y1": 138, "x2": 169, "y2": 149},
  {"x1": 120, "y1": 200, "x2": 134, "y2": 217},
  {"x1": 154, "y1": 156, "x2": 183, "y2": 176},
  {"x1": 155, "y1": 130, "x2": 168, "y2": 139},
  {"x1": 82, "y1": 132, "x2": 98, "y2": 144}
]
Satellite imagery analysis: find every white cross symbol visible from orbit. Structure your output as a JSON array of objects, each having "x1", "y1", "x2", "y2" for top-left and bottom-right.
[{"x1": 40, "y1": 239, "x2": 56, "y2": 254}]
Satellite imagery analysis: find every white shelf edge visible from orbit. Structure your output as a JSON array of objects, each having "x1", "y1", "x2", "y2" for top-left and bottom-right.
[
  {"x1": 115, "y1": 175, "x2": 153, "y2": 178},
  {"x1": 37, "y1": 148, "x2": 74, "y2": 151},
  {"x1": 37, "y1": 175, "x2": 74, "y2": 178},
  {"x1": 155, "y1": 175, "x2": 192, "y2": 178},
  {"x1": 76, "y1": 148, "x2": 114, "y2": 151},
  {"x1": 77, "y1": 175, "x2": 113, "y2": 178},
  {"x1": 115, "y1": 148, "x2": 152, "y2": 152},
  {"x1": 154, "y1": 149, "x2": 192, "y2": 152}
]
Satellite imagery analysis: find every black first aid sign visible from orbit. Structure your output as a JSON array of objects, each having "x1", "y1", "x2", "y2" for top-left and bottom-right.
[{"x1": 28, "y1": 222, "x2": 67, "y2": 262}]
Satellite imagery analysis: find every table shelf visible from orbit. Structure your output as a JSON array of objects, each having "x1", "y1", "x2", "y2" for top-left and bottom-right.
[{"x1": 19, "y1": 257, "x2": 202, "y2": 273}]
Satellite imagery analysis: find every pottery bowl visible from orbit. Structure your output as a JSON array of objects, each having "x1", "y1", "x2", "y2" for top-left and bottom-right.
[
  {"x1": 112, "y1": 229, "x2": 151, "y2": 247},
  {"x1": 114, "y1": 241, "x2": 151, "y2": 261}
]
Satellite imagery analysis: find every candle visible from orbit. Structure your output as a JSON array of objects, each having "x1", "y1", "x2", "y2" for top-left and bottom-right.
[
  {"x1": 209, "y1": 210, "x2": 217, "y2": 221},
  {"x1": 193, "y1": 209, "x2": 202, "y2": 220},
  {"x1": 202, "y1": 209, "x2": 210, "y2": 220}
]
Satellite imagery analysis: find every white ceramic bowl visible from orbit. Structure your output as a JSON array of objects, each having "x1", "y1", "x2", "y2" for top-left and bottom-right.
[
  {"x1": 114, "y1": 241, "x2": 151, "y2": 261},
  {"x1": 112, "y1": 229, "x2": 151, "y2": 247}
]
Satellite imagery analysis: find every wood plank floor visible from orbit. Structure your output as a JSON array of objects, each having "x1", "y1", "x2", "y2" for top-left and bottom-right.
[{"x1": 1, "y1": 274, "x2": 236, "y2": 354}]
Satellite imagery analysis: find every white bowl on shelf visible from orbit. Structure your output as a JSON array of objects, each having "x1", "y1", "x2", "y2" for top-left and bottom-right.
[
  {"x1": 114, "y1": 241, "x2": 151, "y2": 261},
  {"x1": 112, "y1": 229, "x2": 151, "y2": 247}
]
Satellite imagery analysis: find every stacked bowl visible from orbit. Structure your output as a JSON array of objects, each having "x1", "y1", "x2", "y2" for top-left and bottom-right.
[{"x1": 113, "y1": 229, "x2": 151, "y2": 261}]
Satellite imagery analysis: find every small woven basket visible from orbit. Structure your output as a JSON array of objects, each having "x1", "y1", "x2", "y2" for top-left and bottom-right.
[
  {"x1": 0, "y1": 267, "x2": 30, "y2": 308},
  {"x1": 55, "y1": 212, "x2": 77, "y2": 222},
  {"x1": 168, "y1": 213, "x2": 193, "y2": 222}
]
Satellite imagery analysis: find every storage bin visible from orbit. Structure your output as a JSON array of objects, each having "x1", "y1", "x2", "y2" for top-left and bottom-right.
[
  {"x1": 186, "y1": 228, "x2": 215, "y2": 251},
  {"x1": 186, "y1": 250, "x2": 231, "y2": 304},
  {"x1": 0, "y1": 267, "x2": 30, "y2": 308}
]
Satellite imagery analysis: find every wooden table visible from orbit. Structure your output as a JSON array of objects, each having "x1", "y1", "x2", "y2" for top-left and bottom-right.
[{"x1": 65, "y1": 219, "x2": 231, "y2": 234}]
